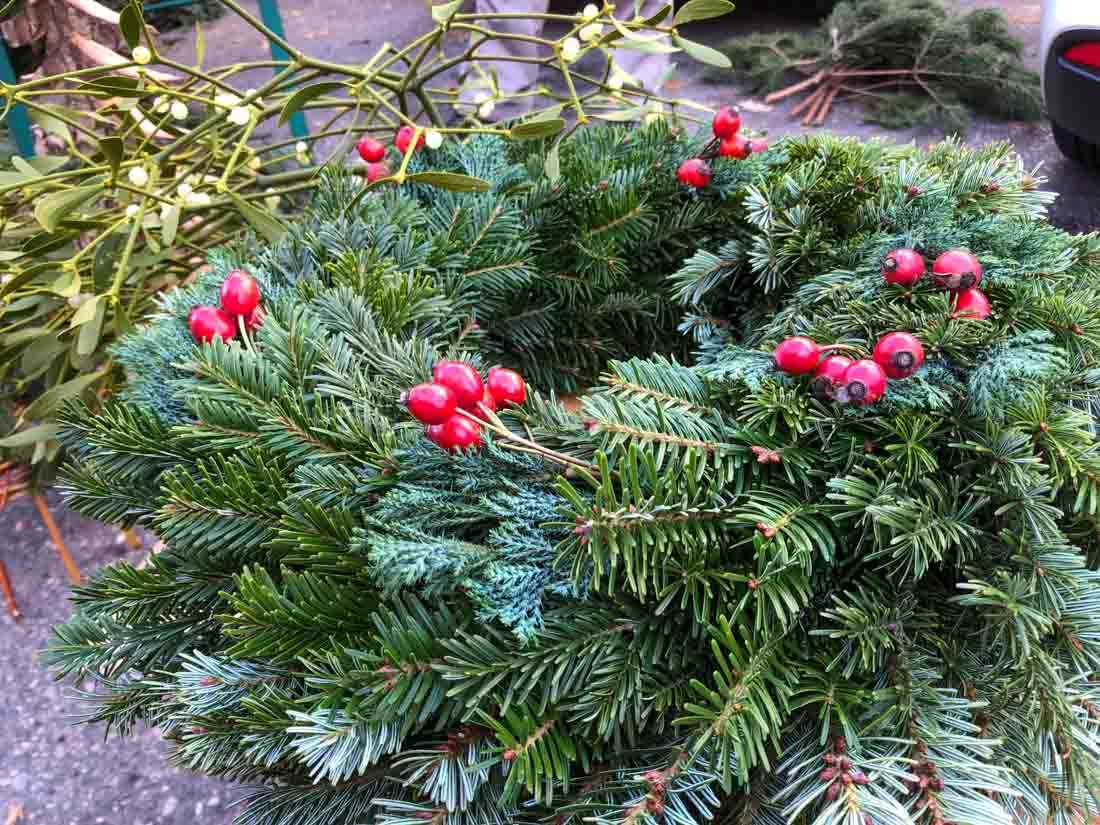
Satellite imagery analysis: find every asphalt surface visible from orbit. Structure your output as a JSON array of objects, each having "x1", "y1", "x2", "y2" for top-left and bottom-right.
[
  {"x1": 0, "y1": 492, "x2": 234, "y2": 825},
  {"x1": 2, "y1": 2, "x2": 1098, "y2": 824}
]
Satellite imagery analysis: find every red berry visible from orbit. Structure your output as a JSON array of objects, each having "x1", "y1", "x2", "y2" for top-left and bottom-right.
[
  {"x1": 188, "y1": 305, "x2": 236, "y2": 344},
  {"x1": 463, "y1": 386, "x2": 497, "y2": 415},
  {"x1": 394, "y1": 125, "x2": 423, "y2": 154},
  {"x1": 719, "y1": 134, "x2": 752, "y2": 159},
  {"x1": 677, "y1": 158, "x2": 711, "y2": 188},
  {"x1": 366, "y1": 162, "x2": 390, "y2": 183},
  {"x1": 882, "y1": 248, "x2": 925, "y2": 286},
  {"x1": 487, "y1": 367, "x2": 527, "y2": 406},
  {"x1": 404, "y1": 382, "x2": 457, "y2": 425},
  {"x1": 432, "y1": 360, "x2": 484, "y2": 408},
  {"x1": 712, "y1": 105, "x2": 741, "y2": 139},
  {"x1": 220, "y1": 269, "x2": 260, "y2": 316},
  {"x1": 951, "y1": 288, "x2": 992, "y2": 320},
  {"x1": 842, "y1": 360, "x2": 887, "y2": 405},
  {"x1": 749, "y1": 137, "x2": 769, "y2": 153},
  {"x1": 809, "y1": 355, "x2": 853, "y2": 400},
  {"x1": 873, "y1": 332, "x2": 925, "y2": 379},
  {"x1": 932, "y1": 249, "x2": 983, "y2": 291},
  {"x1": 473, "y1": 387, "x2": 497, "y2": 415},
  {"x1": 357, "y1": 136, "x2": 386, "y2": 163},
  {"x1": 243, "y1": 306, "x2": 264, "y2": 332},
  {"x1": 431, "y1": 415, "x2": 482, "y2": 452},
  {"x1": 773, "y1": 336, "x2": 821, "y2": 375}
]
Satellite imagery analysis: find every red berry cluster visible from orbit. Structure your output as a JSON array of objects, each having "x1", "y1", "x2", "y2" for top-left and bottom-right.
[
  {"x1": 775, "y1": 330, "x2": 924, "y2": 406},
  {"x1": 882, "y1": 247, "x2": 991, "y2": 320},
  {"x1": 188, "y1": 269, "x2": 263, "y2": 344},
  {"x1": 676, "y1": 106, "x2": 769, "y2": 189},
  {"x1": 403, "y1": 362, "x2": 527, "y2": 452},
  {"x1": 820, "y1": 736, "x2": 871, "y2": 816},
  {"x1": 356, "y1": 125, "x2": 430, "y2": 184}
]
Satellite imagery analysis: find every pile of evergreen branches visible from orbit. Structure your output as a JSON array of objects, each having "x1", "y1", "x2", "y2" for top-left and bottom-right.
[
  {"x1": 710, "y1": 0, "x2": 1041, "y2": 133},
  {"x1": 46, "y1": 124, "x2": 1100, "y2": 825}
]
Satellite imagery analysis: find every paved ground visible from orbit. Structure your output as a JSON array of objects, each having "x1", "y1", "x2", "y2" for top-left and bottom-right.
[
  {"x1": 2, "y1": 2, "x2": 1098, "y2": 824},
  {"x1": 0, "y1": 492, "x2": 233, "y2": 825}
]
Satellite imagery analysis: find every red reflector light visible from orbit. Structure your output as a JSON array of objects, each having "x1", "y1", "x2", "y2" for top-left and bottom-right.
[{"x1": 1065, "y1": 42, "x2": 1100, "y2": 69}]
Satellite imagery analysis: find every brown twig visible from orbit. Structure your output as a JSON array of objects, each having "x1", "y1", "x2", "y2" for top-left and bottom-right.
[
  {"x1": 765, "y1": 69, "x2": 827, "y2": 104},
  {"x1": 812, "y1": 83, "x2": 841, "y2": 125},
  {"x1": 33, "y1": 495, "x2": 81, "y2": 584},
  {"x1": 455, "y1": 405, "x2": 597, "y2": 476},
  {"x1": 0, "y1": 560, "x2": 20, "y2": 620},
  {"x1": 790, "y1": 83, "x2": 828, "y2": 118}
]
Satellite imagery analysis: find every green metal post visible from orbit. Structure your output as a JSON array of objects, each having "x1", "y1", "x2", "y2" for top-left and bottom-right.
[
  {"x1": 256, "y1": 0, "x2": 309, "y2": 140},
  {"x1": 0, "y1": 35, "x2": 34, "y2": 157}
]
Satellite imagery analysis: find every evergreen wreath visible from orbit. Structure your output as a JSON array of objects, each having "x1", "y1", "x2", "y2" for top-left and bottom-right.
[{"x1": 47, "y1": 122, "x2": 1100, "y2": 825}]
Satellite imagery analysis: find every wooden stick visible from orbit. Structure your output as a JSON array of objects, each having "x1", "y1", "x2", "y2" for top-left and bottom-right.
[
  {"x1": 764, "y1": 69, "x2": 827, "y2": 104},
  {"x1": 790, "y1": 84, "x2": 827, "y2": 118},
  {"x1": 812, "y1": 83, "x2": 841, "y2": 126},
  {"x1": 33, "y1": 495, "x2": 81, "y2": 584},
  {"x1": 0, "y1": 559, "x2": 20, "y2": 620}
]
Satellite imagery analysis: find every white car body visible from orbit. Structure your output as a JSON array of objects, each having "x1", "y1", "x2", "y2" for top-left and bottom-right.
[{"x1": 1041, "y1": 0, "x2": 1100, "y2": 167}]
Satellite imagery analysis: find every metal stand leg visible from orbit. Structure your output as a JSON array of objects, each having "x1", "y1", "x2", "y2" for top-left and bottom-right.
[
  {"x1": 256, "y1": 0, "x2": 309, "y2": 140},
  {"x1": 0, "y1": 34, "x2": 35, "y2": 157}
]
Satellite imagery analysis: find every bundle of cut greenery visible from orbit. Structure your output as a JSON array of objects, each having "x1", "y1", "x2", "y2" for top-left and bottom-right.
[{"x1": 710, "y1": 0, "x2": 1041, "y2": 133}]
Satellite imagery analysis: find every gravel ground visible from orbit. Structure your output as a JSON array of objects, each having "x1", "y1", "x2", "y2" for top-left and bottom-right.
[{"x1": 2, "y1": 2, "x2": 1098, "y2": 824}]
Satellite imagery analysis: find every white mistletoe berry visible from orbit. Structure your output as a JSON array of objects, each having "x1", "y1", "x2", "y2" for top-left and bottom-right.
[
  {"x1": 579, "y1": 23, "x2": 603, "y2": 42},
  {"x1": 132, "y1": 46, "x2": 152, "y2": 65},
  {"x1": 127, "y1": 166, "x2": 149, "y2": 187},
  {"x1": 425, "y1": 129, "x2": 444, "y2": 150},
  {"x1": 478, "y1": 100, "x2": 495, "y2": 119},
  {"x1": 214, "y1": 92, "x2": 241, "y2": 110},
  {"x1": 561, "y1": 37, "x2": 582, "y2": 62},
  {"x1": 228, "y1": 106, "x2": 251, "y2": 126},
  {"x1": 582, "y1": 3, "x2": 599, "y2": 20},
  {"x1": 125, "y1": 204, "x2": 140, "y2": 218},
  {"x1": 170, "y1": 101, "x2": 189, "y2": 121}
]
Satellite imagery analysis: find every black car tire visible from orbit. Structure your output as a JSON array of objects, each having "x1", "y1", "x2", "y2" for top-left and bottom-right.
[{"x1": 1052, "y1": 121, "x2": 1100, "y2": 171}]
